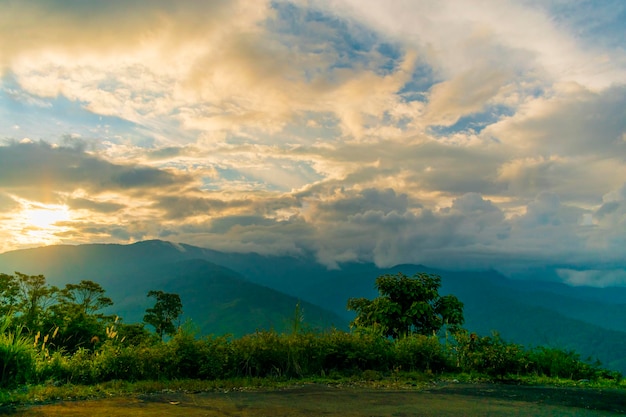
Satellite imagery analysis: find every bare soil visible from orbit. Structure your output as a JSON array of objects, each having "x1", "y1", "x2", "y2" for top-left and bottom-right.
[{"x1": 6, "y1": 383, "x2": 626, "y2": 416}]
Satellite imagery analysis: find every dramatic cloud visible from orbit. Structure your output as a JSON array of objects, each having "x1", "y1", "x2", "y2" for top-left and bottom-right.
[{"x1": 1, "y1": 0, "x2": 625, "y2": 286}]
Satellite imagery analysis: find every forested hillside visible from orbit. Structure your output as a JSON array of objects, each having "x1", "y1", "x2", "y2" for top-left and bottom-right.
[{"x1": 1, "y1": 240, "x2": 625, "y2": 373}]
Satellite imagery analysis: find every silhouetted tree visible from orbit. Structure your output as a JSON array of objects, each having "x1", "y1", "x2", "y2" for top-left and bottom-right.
[{"x1": 143, "y1": 290, "x2": 183, "y2": 340}]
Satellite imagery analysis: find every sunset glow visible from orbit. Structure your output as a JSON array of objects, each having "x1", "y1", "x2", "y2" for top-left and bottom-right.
[
  {"x1": 10, "y1": 203, "x2": 72, "y2": 246},
  {"x1": 23, "y1": 205, "x2": 70, "y2": 229},
  {"x1": 1, "y1": 0, "x2": 625, "y2": 285}
]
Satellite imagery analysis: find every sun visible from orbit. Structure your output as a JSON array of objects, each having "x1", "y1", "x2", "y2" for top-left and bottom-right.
[
  {"x1": 13, "y1": 202, "x2": 72, "y2": 246},
  {"x1": 23, "y1": 206, "x2": 71, "y2": 229}
]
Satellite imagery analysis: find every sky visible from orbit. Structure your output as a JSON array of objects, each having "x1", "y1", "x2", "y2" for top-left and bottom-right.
[{"x1": 1, "y1": 0, "x2": 625, "y2": 286}]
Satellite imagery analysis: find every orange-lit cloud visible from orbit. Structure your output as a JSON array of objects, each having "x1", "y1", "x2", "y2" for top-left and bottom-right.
[{"x1": 0, "y1": 0, "x2": 625, "y2": 285}]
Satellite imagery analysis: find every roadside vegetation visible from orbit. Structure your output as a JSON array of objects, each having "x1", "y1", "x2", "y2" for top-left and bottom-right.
[{"x1": 0, "y1": 271, "x2": 622, "y2": 405}]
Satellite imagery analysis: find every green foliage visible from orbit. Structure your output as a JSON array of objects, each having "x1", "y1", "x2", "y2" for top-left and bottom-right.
[
  {"x1": 59, "y1": 280, "x2": 114, "y2": 315},
  {"x1": 0, "y1": 273, "x2": 20, "y2": 316},
  {"x1": 0, "y1": 271, "x2": 621, "y2": 395},
  {"x1": 454, "y1": 331, "x2": 526, "y2": 377},
  {"x1": 450, "y1": 331, "x2": 613, "y2": 381},
  {"x1": 36, "y1": 350, "x2": 71, "y2": 384},
  {"x1": 347, "y1": 273, "x2": 464, "y2": 339},
  {"x1": 0, "y1": 316, "x2": 35, "y2": 388},
  {"x1": 194, "y1": 335, "x2": 234, "y2": 379},
  {"x1": 232, "y1": 331, "x2": 290, "y2": 377},
  {"x1": 320, "y1": 329, "x2": 392, "y2": 373},
  {"x1": 115, "y1": 322, "x2": 154, "y2": 346},
  {"x1": 394, "y1": 334, "x2": 449, "y2": 372},
  {"x1": 45, "y1": 280, "x2": 117, "y2": 353},
  {"x1": 0, "y1": 272, "x2": 57, "y2": 334},
  {"x1": 527, "y1": 346, "x2": 603, "y2": 380},
  {"x1": 143, "y1": 290, "x2": 183, "y2": 340}
]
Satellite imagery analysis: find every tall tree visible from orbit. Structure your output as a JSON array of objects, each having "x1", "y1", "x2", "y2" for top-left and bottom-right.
[
  {"x1": 143, "y1": 290, "x2": 183, "y2": 340},
  {"x1": 14, "y1": 272, "x2": 57, "y2": 333},
  {"x1": 49, "y1": 280, "x2": 115, "y2": 351},
  {"x1": 57, "y1": 280, "x2": 113, "y2": 316},
  {"x1": 347, "y1": 272, "x2": 464, "y2": 339},
  {"x1": 0, "y1": 273, "x2": 20, "y2": 317}
]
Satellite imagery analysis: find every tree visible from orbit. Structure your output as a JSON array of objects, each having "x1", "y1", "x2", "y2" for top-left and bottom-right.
[
  {"x1": 57, "y1": 280, "x2": 113, "y2": 316},
  {"x1": 48, "y1": 280, "x2": 115, "y2": 351},
  {"x1": 14, "y1": 272, "x2": 57, "y2": 333},
  {"x1": 143, "y1": 290, "x2": 183, "y2": 340},
  {"x1": 0, "y1": 273, "x2": 20, "y2": 316},
  {"x1": 347, "y1": 272, "x2": 464, "y2": 339}
]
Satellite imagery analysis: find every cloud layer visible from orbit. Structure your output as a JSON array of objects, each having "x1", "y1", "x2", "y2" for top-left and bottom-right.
[{"x1": 1, "y1": 0, "x2": 625, "y2": 286}]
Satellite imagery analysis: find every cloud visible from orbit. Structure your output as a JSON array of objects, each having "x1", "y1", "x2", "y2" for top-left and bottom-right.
[
  {"x1": 0, "y1": 1, "x2": 625, "y2": 286},
  {"x1": 497, "y1": 156, "x2": 626, "y2": 206},
  {"x1": 0, "y1": 141, "x2": 192, "y2": 198},
  {"x1": 67, "y1": 197, "x2": 125, "y2": 214},
  {"x1": 2, "y1": 0, "x2": 420, "y2": 143},
  {"x1": 321, "y1": 0, "x2": 626, "y2": 89},
  {"x1": 485, "y1": 84, "x2": 626, "y2": 157},
  {"x1": 0, "y1": 192, "x2": 19, "y2": 212},
  {"x1": 0, "y1": 1, "x2": 257, "y2": 70},
  {"x1": 557, "y1": 269, "x2": 626, "y2": 287},
  {"x1": 425, "y1": 67, "x2": 513, "y2": 126},
  {"x1": 155, "y1": 195, "x2": 242, "y2": 220}
]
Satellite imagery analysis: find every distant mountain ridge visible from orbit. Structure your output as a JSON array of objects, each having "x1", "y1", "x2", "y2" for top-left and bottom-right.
[
  {"x1": 0, "y1": 240, "x2": 345, "y2": 336},
  {"x1": 1, "y1": 240, "x2": 625, "y2": 372}
]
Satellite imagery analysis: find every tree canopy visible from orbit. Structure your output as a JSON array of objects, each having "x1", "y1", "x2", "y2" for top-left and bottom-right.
[
  {"x1": 347, "y1": 272, "x2": 464, "y2": 338},
  {"x1": 143, "y1": 290, "x2": 183, "y2": 340},
  {"x1": 48, "y1": 280, "x2": 115, "y2": 352}
]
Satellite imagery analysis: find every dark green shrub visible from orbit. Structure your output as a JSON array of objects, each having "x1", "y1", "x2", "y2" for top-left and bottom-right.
[
  {"x1": 361, "y1": 369, "x2": 383, "y2": 381},
  {"x1": 453, "y1": 332, "x2": 527, "y2": 377},
  {"x1": 394, "y1": 334, "x2": 449, "y2": 372},
  {"x1": 319, "y1": 330, "x2": 392, "y2": 373},
  {"x1": 92, "y1": 342, "x2": 145, "y2": 382},
  {"x1": 66, "y1": 348, "x2": 97, "y2": 384},
  {"x1": 167, "y1": 331, "x2": 203, "y2": 379},
  {"x1": 0, "y1": 329, "x2": 35, "y2": 387},
  {"x1": 36, "y1": 351, "x2": 71, "y2": 384},
  {"x1": 285, "y1": 332, "x2": 324, "y2": 377},
  {"x1": 528, "y1": 347, "x2": 600, "y2": 380},
  {"x1": 196, "y1": 335, "x2": 233, "y2": 379},
  {"x1": 166, "y1": 331, "x2": 234, "y2": 380},
  {"x1": 231, "y1": 331, "x2": 290, "y2": 377}
]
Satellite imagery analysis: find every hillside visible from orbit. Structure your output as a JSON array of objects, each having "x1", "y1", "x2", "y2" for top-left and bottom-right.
[
  {"x1": 1, "y1": 240, "x2": 625, "y2": 372},
  {"x1": 0, "y1": 241, "x2": 345, "y2": 336}
]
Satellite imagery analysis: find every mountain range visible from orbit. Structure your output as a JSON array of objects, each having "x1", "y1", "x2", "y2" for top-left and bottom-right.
[{"x1": 0, "y1": 240, "x2": 625, "y2": 373}]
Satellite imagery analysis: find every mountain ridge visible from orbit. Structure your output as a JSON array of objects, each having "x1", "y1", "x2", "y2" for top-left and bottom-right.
[{"x1": 1, "y1": 239, "x2": 625, "y2": 372}]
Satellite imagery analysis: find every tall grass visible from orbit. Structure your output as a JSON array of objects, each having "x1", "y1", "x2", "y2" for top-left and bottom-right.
[
  {"x1": 0, "y1": 322, "x2": 620, "y2": 391},
  {"x1": 0, "y1": 316, "x2": 35, "y2": 387}
]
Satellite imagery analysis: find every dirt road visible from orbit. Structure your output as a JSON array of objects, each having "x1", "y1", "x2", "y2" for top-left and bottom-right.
[{"x1": 8, "y1": 383, "x2": 626, "y2": 416}]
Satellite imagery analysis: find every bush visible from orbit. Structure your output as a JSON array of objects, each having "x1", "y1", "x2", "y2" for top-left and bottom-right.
[
  {"x1": 453, "y1": 331, "x2": 527, "y2": 377},
  {"x1": 231, "y1": 331, "x2": 290, "y2": 377},
  {"x1": 36, "y1": 351, "x2": 71, "y2": 384},
  {"x1": 19, "y1": 322, "x2": 626, "y2": 387},
  {"x1": 66, "y1": 348, "x2": 97, "y2": 385},
  {"x1": 196, "y1": 335, "x2": 234, "y2": 379},
  {"x1": 319, "y1": 329, "x2": 392, "y2": 373},
  {"x1": 92, "y1": 343, "x2": 145, "y2": 382},
  {"x1": 527, "y1": 347, "x2": 600, "y2": 380},
  {"x1": 163, "y1": 331, "x2": 234, "y2": 380},
  {"x1": 394, "y1": 334, "x2": 449, "y2": 372},
  {"x1": 0, "y1": 329, "x2": 35, "y2": 387}
]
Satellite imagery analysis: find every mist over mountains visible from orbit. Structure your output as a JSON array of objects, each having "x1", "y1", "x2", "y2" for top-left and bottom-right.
[{"x1": 1, "y1": 240, "x2": 625, "y2": 373}]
